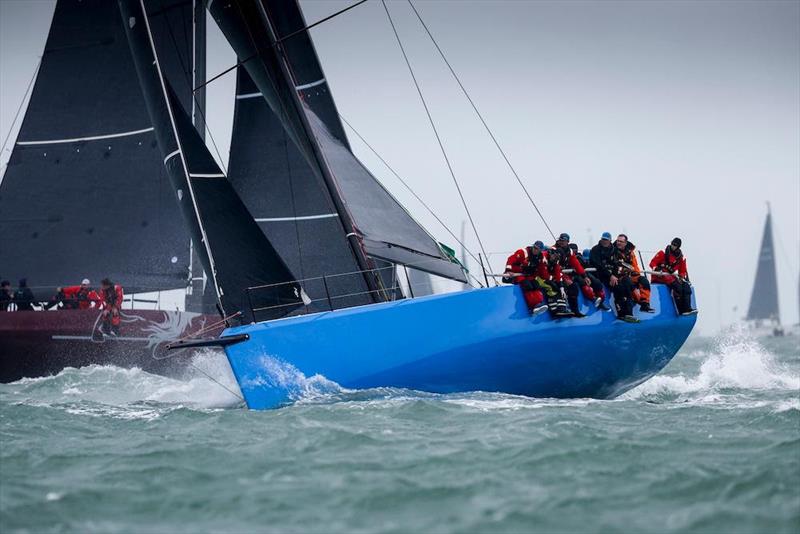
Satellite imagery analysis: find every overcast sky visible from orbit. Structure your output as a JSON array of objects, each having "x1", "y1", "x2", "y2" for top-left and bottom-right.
[{"x1": 1, "y1": 0, "x2": 798, "y2": 334}]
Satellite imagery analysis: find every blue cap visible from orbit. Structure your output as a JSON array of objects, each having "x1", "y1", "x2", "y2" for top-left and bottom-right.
[
  {"x1": 558, "y1": 232, "x2": 570, "y2": 241},
  {"x1": 583, "y1": 248, "x2": 591, "y2": 258},
  {"x1": 601, "y1": 231, "x2": 612, "y2": 241},
  {"x1": 533, "y1": 240, "x2": 545, "y2": 250}
]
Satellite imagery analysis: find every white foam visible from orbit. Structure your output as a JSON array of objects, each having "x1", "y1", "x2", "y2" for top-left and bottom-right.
[
  {"x1": 243, "y1": 355, "x2": 345, "y2": 403},
  {"x1": 1, "y1": 349, "x2": 242, "y2": 416},
  {"x1": 626, "y1": 325, "x2": 799, "y2": 402}
]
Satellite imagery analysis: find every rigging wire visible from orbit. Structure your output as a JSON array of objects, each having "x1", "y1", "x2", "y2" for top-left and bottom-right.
[
  {"x1": 380, "y1": 0, "x2": 494, "y2": 283},
  {"x1": 340, "y1": 114, "x2": 484, "y2": 288},
  {"x1": 156, "y1": 0, "x2": 227, "y2": 172},
  {"x1": 407, "y1": 0, "x2": 556, "y2": 242},
  {"x1": 0, "y1": 58, "x2": 41, "y2": 174},
  {"x1": 195, "y1": 0, "x2": 369, "y2": 94},
  {"x1": 188, "y1": 361, "x2": 245, "y2": 402}
]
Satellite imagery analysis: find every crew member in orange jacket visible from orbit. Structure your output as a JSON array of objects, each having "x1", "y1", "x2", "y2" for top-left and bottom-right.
[
  {"x1": 612, "y1": 234, "x2": 653, "y2": 313},
  {"x1": 503, "y1": 242, "x2": 548, "y2": 315},
  {"x1": 99, "y1": 278, "x2": 124, "y2": 335},
  {"x1": 650, "y1": 237, "x2": 696, "y2": 315}
]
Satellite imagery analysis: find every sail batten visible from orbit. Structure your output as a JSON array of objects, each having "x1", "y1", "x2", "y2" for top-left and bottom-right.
[
  {"x1": 120, "y1": 0, "x2": 303, "y2": 321},
  {"x1": 0, "y1": 0, "x2": 197, "y2": 296},
  {"x1": 208, "y1": 0, "x2": 467, "y2": 284},
  {"x1": 228, "y1": 66, "x2": 372, "y2": 312}
]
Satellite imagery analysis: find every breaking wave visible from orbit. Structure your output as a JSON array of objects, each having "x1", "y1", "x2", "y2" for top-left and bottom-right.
[
  {"x1": 0, "y1": 349, "x2": 242, "y2": 417},
  {"x1": 625, "y1": 327, "x2": 799, "y2": 404}
]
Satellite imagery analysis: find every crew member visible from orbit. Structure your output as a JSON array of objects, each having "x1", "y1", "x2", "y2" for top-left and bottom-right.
[
  {"x1": 541, "y1": 242, "x2": 572, "y2": 318},
  {"x1": 650, "y1": 237, "x2": 696, "y2": 315},
  {"x1": 590, "y1": 232, "x2": 638, "y2": 322},
  {"x1": 503, "y1": 242, "x2": 548, "y2": 315},
  {"x1": 99, "y1": 278, "x2": 124, "y2": 335},
  {"x1": 0, "y1": 280, "x2": 12, "y2": 311},
  {"x1": 43, "y1": 287, "x2": 70, "y2": 310},
  {"x1": 549, "y1": 233, "x2": 586, "y2": 317},
  {"x1": 13, "y1": 279, "x2": 36, "y2": 311},
  {"x1": 45, "y1": 279, "x2": 100, "y2": 310},
  {"x1": 612, "y1": 234, "x2": 653, "y2": 313},
  {"x1": 574, "y1": 245, "x2": 610, "y2": 311},
  {"x1": 73, "y1": 279, "x2": 99, "y2": 309}
]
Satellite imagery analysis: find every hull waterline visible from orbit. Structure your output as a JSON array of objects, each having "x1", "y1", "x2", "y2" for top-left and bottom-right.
[
  {"x1": 223, "y1": 284, "x2": 697, "y2": 409},
  {"x1": 0, "y1": 309, "x2": 221, "y2": 383}
]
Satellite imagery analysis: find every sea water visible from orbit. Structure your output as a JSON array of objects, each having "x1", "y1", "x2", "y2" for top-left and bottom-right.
[{"x1": 1, "y1": 328, "x2": 798, "y2": 533}]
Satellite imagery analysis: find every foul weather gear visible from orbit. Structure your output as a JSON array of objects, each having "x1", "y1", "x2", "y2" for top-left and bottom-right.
[
  {"x1": 612, "y1": 240, "x2": 651, "y2": 307},
  {"x1": 99, "y1": 284, "x2": 124, "y2": 335},
  {"x1": 504, "y1": 249, "x2": 545, "y2": 313},
  {"x1": 650, "y1": 248, "x2": 694, "y2": 314},
  {"x1": 13, "y1": 286, "x2": 35, "y2": 311}
]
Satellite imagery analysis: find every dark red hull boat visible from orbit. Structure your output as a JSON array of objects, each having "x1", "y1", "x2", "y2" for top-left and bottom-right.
[{"x1": 0, "y1": 309, "x2": 220, "y2": 383}]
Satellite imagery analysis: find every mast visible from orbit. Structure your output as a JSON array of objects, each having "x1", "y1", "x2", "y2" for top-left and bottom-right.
[
  {"x1": 208, "y1": 0, "x2": 467, "y2": 285},
  {"x1": 119, "y1": 0, "x2": 302, "y2": 321},
  {"x1": 185, "y1": 0, "x2": 218, "y2": 314},
  {"x1": 746, "y1": 205, "x2": 780, "y2": 324},
  {"x1": 228, "y1": 67, "x2": 373, "y2": 311}
]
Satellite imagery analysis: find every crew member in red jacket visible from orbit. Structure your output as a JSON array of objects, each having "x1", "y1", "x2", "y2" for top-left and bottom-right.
[
  {"x1": 60, "y1": 279, "x2": 100, "y2": 310},
  {"x1": 99, "y1": 278, "x2": 124, "y2": 335},
  {"x1": 649, "y1": 237, "x2": 696, "y2": 315},
  {"x1": 549, "y1": 233, "x2": 587, "y2": 317},
  {"x1": 503, "y1": 242, "x2": 548, "y2": 315}
]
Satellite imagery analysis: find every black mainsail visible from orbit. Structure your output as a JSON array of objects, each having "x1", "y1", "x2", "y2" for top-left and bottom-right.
[
  {"x1": 228, "y1": 67, "x2": 372, "y2": 311},
  {"x1": 746, "y1": 208, "x2": 780, "y2": 323},
  {"x1": 208, "y1": 0, "x2": 468, "y2": 289},
  {"x1": 119, "y1": 0, "x2": 302, "y2": 321},
  {"x1": 0, "y1": 0, "x2": 202, "y2": 296}
]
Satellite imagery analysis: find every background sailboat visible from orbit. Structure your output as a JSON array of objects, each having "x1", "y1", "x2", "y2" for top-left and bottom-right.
[
  {"x1": 745, "y1": 205, "x2": 786, "y2": 337},
  {"x1": 0, "y1": 0, "x2": 220, "y2": 382}
]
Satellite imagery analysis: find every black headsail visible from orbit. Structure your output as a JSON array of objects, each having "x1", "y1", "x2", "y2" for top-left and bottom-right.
[
  {"x1": 746, "y1": 208, "x2": 780, "y2": 323},
  {"x1": 0, "y1": 0, "x2": 199, "y2": 296},
  {"x1": 228, "y1": 67, "x2": 373, "y2": 311},
  {"x1": 119, "y1": 0, "x2": 303, "y2": 321},
  {"x1": 208, "y1": 0, "x2": 468, "y2": 286}
]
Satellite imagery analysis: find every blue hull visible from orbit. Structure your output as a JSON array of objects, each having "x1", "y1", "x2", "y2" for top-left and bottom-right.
[{"x1": 223, "y1": 284, "x2": 696, "y2": 409}]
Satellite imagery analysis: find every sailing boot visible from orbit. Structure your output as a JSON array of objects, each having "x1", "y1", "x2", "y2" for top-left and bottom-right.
[
  {"x1": 568, "y1": 295, "x2": 585, "y2": 318},
  {"x1": 555, "y1": 298, "x2": 574, "y2": 318},
  {"x1": 531, "y1": 305, "x2": 548, "y2": 316},
  {"x1": 594, "y1": 296, "x2": 611, "y2": 311},
  {"x1": 639, "y1": 301, "x2": 654, "y2": 313}
]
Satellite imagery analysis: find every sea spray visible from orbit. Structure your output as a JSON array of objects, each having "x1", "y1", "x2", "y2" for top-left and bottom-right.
[
  {"x1": 625, "y1": 326, "x2": 799, "y2": 404},
  {"x1": 0, "y1": 348, "x2": 241, "y2": 415}
]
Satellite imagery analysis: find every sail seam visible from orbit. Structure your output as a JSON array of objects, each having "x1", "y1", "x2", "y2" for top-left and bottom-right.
[
  {"x1": 17, "y1": 127, "x2": 154, "y2": 146},
  {"x1": 295, "y1": 78, "x2": 326, "y2": 91},
  {"x1": 255, "y1": 213, "x2": 339, "y2": 222},
  {"x1": 189, "y1": 173, "x2": 225, "y2": 178},
  {"x1": 236, "y1": 92, "x2": 262, "y2": 99}
]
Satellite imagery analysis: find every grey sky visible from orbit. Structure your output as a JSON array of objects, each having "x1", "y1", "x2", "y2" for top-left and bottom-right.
[{"x1": 1, "y1": 0, "x2": 799, "y2": 334}]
